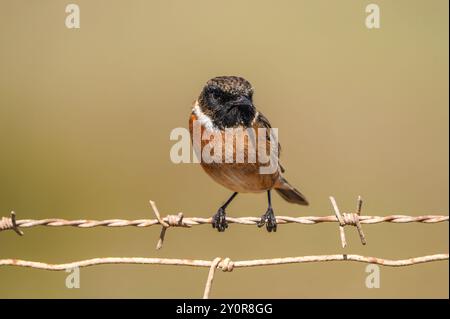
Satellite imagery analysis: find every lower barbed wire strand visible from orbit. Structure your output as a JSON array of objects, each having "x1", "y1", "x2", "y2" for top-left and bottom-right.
[{"x1": 0, "y1": 254, "x2": 447, "y2": 271}]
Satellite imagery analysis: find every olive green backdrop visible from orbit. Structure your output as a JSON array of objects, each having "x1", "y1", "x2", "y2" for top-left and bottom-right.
[{"x1": 0, "y1": 0, "x2": 448, "y2": 298}]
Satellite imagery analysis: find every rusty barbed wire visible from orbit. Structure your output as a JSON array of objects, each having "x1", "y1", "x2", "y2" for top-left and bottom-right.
[
  {"x1": 0, "y1": 253, "x2": 448, "y2": 298},
  {"x1": 7, "y1": 213, "x2": 448, "y2": 229},
  {"x1": 0, "y1": 197, "x2": 448, "y2": 249},
  {"x1": 0, "y1": 196, "x2": 448, "y2": 297}
]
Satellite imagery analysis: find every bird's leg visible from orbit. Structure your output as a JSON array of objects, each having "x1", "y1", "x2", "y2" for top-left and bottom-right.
[
  {"x1": 212, "y1": 192, "x2": 238, "y2": 232},
  {"x1": 257, "y1": 190, "x2": 277, "y2": 232}
]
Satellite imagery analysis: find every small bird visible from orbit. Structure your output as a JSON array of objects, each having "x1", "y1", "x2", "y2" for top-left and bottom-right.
[{"x1": 189, "y1": 76, "x2": 308, "y2": 232}]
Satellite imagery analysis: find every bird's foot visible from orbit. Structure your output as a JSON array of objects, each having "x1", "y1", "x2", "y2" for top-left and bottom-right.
[
  {"x1": 257, "y1": 207, "x2": 277, "y2": 232},
  {"x1": 212, "y1": 207, "x2": 228, "y2": 232}
]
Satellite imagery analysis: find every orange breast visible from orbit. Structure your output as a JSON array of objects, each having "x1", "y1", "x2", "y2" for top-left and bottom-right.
[{"x1": 189, "y1": 112, "x2": 279, "y2": 193}]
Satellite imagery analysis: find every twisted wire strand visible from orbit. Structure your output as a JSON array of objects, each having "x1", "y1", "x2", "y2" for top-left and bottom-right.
[
  {"x1": 9, "y1": 214, "x2": 448, "y2": 229},
  {"x1": 0, "y1": 253, "x2": 447, "y2": 271},
  {"x1": 2, "y1": 253, "x2": 447, "y2": 298}
]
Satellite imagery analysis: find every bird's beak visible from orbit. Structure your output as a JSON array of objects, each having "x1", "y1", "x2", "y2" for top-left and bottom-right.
[{"x1": 231, "y1": 96, "x2": 253, "y2": 108}]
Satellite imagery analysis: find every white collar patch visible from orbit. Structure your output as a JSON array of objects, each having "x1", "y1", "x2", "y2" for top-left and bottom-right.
[{"x1": 192, "y1": 102, "x2": 218, "y2": 131}]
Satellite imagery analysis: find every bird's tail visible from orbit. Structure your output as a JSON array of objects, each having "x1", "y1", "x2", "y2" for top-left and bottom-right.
[{"x1": 274, "y1": 177, "x2": 309, "y2": 205}]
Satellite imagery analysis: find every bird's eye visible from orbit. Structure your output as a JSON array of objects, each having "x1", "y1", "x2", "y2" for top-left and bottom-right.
[{"x1": 210, "y1": 91, "x2": 221, "y2": 100}]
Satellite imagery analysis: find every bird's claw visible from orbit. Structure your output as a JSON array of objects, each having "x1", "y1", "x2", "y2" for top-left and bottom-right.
[
  {"x1": 257, "y1": 207, "x2": 277, "y2": 232},
  {"x1": 212, "y1": 207, "x2": 228, "y2": 232}
]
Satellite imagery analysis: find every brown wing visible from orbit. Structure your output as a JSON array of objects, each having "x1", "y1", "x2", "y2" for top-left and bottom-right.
[{"x1": 254, "y1": 112, "x2": 285, "y2": 173}]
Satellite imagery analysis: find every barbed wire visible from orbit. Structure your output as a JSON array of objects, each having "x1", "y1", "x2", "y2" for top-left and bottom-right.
[
  {"x1": 1, "y1": 196, "x2": 448, "y2": 298},
  {"x1": 0, "y1": 197, "x2": 448, "y2": 249},
  {"x1": 0, "y1": 254, "x2": 448, "y2": 298},
  {"x1": 10, "y1": 213, "x2": 448, "y2": 228}
]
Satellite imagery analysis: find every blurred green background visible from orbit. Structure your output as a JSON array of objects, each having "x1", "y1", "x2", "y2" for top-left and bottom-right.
[{"x1": 0, "y1": 0, "x2": 448, "y2": 298}]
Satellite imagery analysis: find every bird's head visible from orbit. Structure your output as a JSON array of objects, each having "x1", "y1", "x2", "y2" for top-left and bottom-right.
[{"x1": 198, "y1": 76, "x2": 256, "y2": 129}]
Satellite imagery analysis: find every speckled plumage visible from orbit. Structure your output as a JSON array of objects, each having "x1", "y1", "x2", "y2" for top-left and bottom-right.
[{"x1": 206, "y1": 76, "x2": 253, "y2": 97}]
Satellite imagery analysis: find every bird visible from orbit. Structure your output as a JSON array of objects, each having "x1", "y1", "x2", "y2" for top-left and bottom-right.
[{"x1": 189, "y1": 76, "x2": 308, "y2": 232}]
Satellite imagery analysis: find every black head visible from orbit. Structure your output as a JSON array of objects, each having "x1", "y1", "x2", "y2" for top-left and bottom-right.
[{"x1": 198, "y1": 76, "x2": 256, "y2": 129}]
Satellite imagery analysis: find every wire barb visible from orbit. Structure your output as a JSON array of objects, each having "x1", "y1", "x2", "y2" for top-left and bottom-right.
[
  {"x1": 149, "y1": 201, "x2": 189, "y2": 250},
  {"x1": 329, "y1": 196, "x2": 366, "y2": 248},
  {"x1": 203, "y1": 257, "x2": 222, "y2": 299},
  {"x1": 0, "y1": 211, "x2": 24, "y2": 236}
]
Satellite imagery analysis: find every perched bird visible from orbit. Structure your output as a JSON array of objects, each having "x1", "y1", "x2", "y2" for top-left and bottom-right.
[{"x1": 189, "y1": 76, "x2": 308, "y2": 232}]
